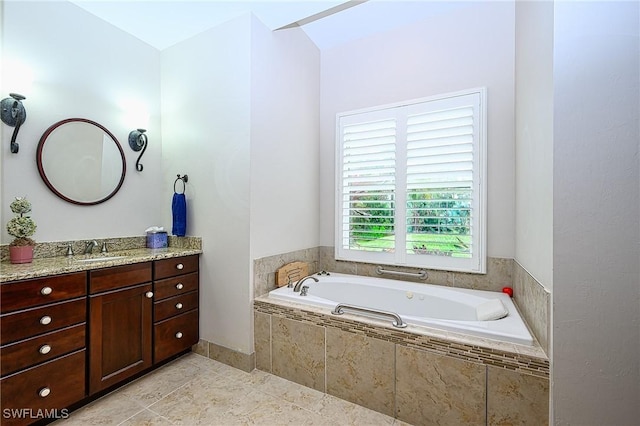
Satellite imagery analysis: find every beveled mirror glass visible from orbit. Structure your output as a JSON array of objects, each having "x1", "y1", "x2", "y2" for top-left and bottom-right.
[{"x1": 37, "y1": 118, "x2": 126, "y2": 205}]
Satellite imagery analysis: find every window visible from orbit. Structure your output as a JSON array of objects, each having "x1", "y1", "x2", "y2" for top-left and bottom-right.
[{"x1": 335, "y1": 89, "x2": 486, "y2": 273}]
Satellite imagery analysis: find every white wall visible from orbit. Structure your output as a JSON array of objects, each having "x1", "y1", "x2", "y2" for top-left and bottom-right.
[
  {"x1": 552, "y1": 2, "x2": 640, "y2": 423},
  {"x1": 161, "y1": 15, "x2": 253, "y2": 353},
  {"x1": 514, "y1": 1, "x2": 553, "y2": 290},
  {"x1": 1, "y1": 1, "x2": 162, "y2": 243},
  {"x1": 161, "y1": 15, "x2": 321, "y2": 354},
  {"x1": 319, "y1": 1, "x2": 516, "y2": 259},
  {"x1": 249, "y1": 16, "x2": 320, "y2": 262}
]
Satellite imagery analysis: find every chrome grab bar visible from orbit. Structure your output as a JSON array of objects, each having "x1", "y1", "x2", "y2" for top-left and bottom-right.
[
  {"x1": 331, "y1": 303, "x2": 408, "y2": 328},
  {"x1": 375, "y1": 266, "x2": 428, "y2": 280}
]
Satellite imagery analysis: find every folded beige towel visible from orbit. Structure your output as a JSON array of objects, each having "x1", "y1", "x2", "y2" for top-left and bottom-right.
[{"x1": 476, "y1": 299, "x2": 509, "y2": 321}]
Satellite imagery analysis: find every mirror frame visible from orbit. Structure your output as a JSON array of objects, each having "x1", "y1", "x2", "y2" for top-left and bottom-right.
[{"x1": 36, "y1": 118, "x2": 127, "y2": 205}]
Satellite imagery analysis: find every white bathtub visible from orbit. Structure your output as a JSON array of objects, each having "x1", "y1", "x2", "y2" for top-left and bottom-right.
[{"x1": 268, "y1": 273, "x2": 534, "y2": 346}]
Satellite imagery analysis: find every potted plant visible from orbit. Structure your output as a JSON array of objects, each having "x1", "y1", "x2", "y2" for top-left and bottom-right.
[{"x1": 6, "y1": 197, "x2": 37, "y2": 264}]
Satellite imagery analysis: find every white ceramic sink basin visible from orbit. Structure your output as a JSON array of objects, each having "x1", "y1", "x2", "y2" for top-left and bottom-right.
[{"x1": 75, "y1": 256, "x2": 126, "y2": 263}]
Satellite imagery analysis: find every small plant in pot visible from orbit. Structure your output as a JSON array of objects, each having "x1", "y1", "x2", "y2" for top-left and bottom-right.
[{"x1": 6, "y1": 197, "x2": 37, "y2": 264}]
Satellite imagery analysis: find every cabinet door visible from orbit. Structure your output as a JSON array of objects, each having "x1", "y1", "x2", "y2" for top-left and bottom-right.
[{"x1": 89, "y1": 283, "x2": 152, "y2": 395}]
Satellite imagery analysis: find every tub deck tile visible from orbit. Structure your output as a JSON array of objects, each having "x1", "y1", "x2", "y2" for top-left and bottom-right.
[
  {"x1": 396, "y1": 345, "x2": 486, "y2": 426},
  {"x1": 254, "y1": 298, "x2": 549, "y2": 378},
  {"x1": 271, "y1": 317, "x2": 326, "y2": 392},
  {"x1": 326, "y1": 328, "x2": 396, "y2": 417}
]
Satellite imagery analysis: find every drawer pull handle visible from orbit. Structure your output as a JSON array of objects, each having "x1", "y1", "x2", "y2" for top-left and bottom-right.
[
  {"x1": 41, "y1": 287, "x2": 53, "y2": 295},
  {"x1": 39, "y1": 344, "x2": 52, "y2": 355},
  {"x1": 39, "y1": 388, "x2": 51, "y2": 398},
  {"x1": 176, "y1": 283, "x2": 184, "y2": 290},
  {"x1": 175, "y1": 332, "x2": 183, "y2": 339},
  {"x1": 145, "y1": 291, "x2": 154, "y2": 299},
  {"x1": 176, "y1": 303, "x2": 183, "y2": 310},
  {"x1": 40, "y1": 316, "x2": 52, "y2": 325},
  {"x1": 176, "y1": 263, "x2": 184, "y2": 270}
]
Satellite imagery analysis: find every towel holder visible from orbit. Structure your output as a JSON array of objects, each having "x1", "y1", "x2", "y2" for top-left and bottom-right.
[{"x1": 174, "y1": 174, "x2": 188, "y2": 194}]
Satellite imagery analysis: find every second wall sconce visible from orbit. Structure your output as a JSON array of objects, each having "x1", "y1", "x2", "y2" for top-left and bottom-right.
[
  {"x1": 128, "y1": 128, "x2": 148, "y2": 172},
  {"x1": 1, "y1": 93, "x2": 27, "y2": 154}
]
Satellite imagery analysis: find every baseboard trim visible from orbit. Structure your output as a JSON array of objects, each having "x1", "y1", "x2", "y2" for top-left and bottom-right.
[{"x1": 192, "y1": 339, "x2": 255, "y2": 373}]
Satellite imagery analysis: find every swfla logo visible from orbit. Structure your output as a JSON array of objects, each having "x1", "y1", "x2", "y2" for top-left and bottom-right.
[{"x1": 2, "y1": 408, "x2": 69, "y2": 420}]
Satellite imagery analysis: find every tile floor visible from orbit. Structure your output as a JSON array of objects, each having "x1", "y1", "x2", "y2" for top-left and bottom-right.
[{"x1": 56, "y1": 352, "x2": 411, "y2": 425}]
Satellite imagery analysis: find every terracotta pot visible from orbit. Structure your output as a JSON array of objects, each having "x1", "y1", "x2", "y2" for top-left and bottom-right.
[{"x1": 9, "y1": 245, "x2": 34, "y2": 264}]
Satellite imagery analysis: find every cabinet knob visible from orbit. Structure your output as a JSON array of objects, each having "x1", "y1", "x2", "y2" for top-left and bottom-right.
[
  {"x1": 176, "y1": 283, "x2": 184, "y2": 290},
  {"x1": 39, "y1": 344, "x2": 52, "y2": 355},
  {"x1": 40, "y1": 316, "x2": 52, "y2": 325},
  {"x1": 175, "y1": 332, "x2": 183, "y2": 339},
  {"x1": 176, "y1": 263, "x2": 184, "y2": 270},
  {"x1": 40, "y1": 286, "x2": 53, "y2": 295},
  {"x1": 39, "y1": 387, "x2": 51, "y2": 398},
  {"x1": 176, "y1": 303, "x2": 183, "y2": 310},
  {"x1": 145, "y1": 291, "x2": 154, "y2": 299}
]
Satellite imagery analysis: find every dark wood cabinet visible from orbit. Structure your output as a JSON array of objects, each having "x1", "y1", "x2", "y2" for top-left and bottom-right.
[
  {"x1": 153, "y1": 255, "x2": 199, "y2": 363},
  {"x1": 89, "y1": 263, "x2": 153, "y2": 395},
  {"x1": 154, "y1": 309, "x2": 199, "y2": 362},
  {"x1": 0, "y1": 273, "x2": 87, "y2": 426},
  {"x1": 154, "y1": 255, "x2": 198, "y2": 280},
  {"x1": 1, "y1": 350, "x2": 86, "y2": 425},
  {"x1": 0, "y1": 253, "x2": 199, "y2": 424}
]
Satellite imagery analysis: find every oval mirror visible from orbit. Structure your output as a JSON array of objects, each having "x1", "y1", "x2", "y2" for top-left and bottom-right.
[{"x1": 37, "y1": 118, "x2": 126, "y2": 205}]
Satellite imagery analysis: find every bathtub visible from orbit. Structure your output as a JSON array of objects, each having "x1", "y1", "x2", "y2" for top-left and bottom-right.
[{"x1": 268, "y1": 273, "x2": 534, "y2": 346}]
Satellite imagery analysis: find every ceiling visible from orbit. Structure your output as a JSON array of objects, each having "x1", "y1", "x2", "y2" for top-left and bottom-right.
[{"x1": 67, "y1": 0, "x2": 468, "y2": 50}]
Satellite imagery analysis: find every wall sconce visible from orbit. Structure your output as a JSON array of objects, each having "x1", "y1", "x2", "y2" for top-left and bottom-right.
[
  {"x1": 1, "y1": 93, "x2": 27, "y2": 154},
  {"x1": 128, "y1": 128, "x2": 148, "y2": 172}
]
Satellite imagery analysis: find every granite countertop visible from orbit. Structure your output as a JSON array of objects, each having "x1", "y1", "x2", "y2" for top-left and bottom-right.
[{"x1": 0, "y1": 247, "x2": 202, "y2": 283}]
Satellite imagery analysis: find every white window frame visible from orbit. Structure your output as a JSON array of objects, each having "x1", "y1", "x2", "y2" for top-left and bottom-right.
[{"x1": 334, "y1": 88, "x2": 487, "y2": 274}]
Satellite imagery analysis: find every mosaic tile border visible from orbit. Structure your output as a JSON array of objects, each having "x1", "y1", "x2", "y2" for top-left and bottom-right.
[{"x1": 254, "y1": 299, "x2": 549, "y2": 379}]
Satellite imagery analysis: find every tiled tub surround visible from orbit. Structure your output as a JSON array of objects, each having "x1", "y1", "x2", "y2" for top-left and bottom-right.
[
  {"x1": 254, "y1": 246, "x2": 550, "y2": 355},
  {"x1": 513, "y1": 261, "x2": 550, "y2": 353},
  {"x1": 253, "y1": 246, "x2": 320, "y2": 298},
  {"x1": 0, "y1": 236, "x2": 202, "y2": 282},
  {"x1": 254, "y1": 247, "x2": 514, "y2": 297},
  {"x1": 254, "y1": 297, "x2": 549, "y2": 425}
]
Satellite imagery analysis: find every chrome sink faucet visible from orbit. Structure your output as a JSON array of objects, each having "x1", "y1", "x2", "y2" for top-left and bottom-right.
[
  {"x1": 293, "y1": 275, "x2": 318, "y2": 292},
  {"x1": 84, "y1": 240, "x2": 99, "y2": 254}
]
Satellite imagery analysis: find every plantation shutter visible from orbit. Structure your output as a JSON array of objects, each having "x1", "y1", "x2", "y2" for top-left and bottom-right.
[
  {"x1": 338, "y1": 110, "x2": 397, "y2": 260},
  {"x1": 336, "y1": 89, "x2": 486, "y2": 273},
  {"x1": 405, "y1": 94, "x2": 477, "y2": 260}
]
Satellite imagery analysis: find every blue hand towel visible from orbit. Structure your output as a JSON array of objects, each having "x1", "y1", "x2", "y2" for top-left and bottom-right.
[{"x1": 172, "y1": 193, "x2": 187, "y2": 237}]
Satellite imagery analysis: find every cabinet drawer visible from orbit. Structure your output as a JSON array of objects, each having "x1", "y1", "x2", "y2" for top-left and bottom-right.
[
  {"x1": 1, "y1": 323, "x2": 86, "y2": 377},
  {"x1": 1, "y1": 298, "x2": 86, "y2": 345},
  {"x1": 154, "y1": 309, "x2": 198, "y2": 363},
  {"x1": 1, "y1": 273, "x2": 86, "y2": 314},
  {"x1": 90, "y1": 262, "x2": 152, "y2": 294},
  {"x1": 154, "y1": 291, "x2": 198, "y2": 322},
  {"x1": 154, "y1": 255, "x2": 198, "y2": 280},
  {"x1": 0, "y1": 350, "x2": 85, "y2": 426},
  {"x1": 154, "y1": 273, "x2": 198, "y2": 300}
]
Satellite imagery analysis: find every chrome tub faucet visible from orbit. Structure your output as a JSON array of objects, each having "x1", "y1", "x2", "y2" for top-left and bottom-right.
[{"x1": 293, "y1": 275, "x2": 318, "y2": 292}]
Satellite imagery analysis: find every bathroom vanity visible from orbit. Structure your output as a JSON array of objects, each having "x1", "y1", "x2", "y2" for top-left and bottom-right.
[{"x1": 0, "y1": 250, "x2": 200, "y2": 425}]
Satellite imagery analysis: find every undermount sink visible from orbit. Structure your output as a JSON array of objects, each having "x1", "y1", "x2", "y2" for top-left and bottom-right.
[{"x1": 74, "y1": 256, "x2": 126, "y2": 263}]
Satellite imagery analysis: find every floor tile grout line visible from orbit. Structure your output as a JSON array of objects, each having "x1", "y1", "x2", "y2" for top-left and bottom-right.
[
  {"x1": 143, "y1": 406, "x2": 178, "y2": 425},
  {"x1": 61, "y1": 353, "x2": 402, "y2": 426},
  {"x1": 113, "y1": 405, "x2": 147, "y2": 426}
]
